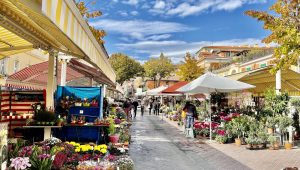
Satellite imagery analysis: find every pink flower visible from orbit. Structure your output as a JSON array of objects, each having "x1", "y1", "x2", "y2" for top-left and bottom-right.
[
  {"x1": 38, "y1": 154, "x2": 51, "y2": 160},
  {"x1": 10, "y1": 157, "x2": 31, "y2": 170},
  {"x1": 217, "y1": 129, "x2": 226, "y2": 136}
]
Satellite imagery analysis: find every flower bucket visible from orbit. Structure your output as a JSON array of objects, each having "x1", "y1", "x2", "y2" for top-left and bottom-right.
[
  {"x1": 109, "y1": 135, "x2": 119, "y2": 143},
  {"x1": 284, "y1": 142, "x2": 292, "y2": 150}
]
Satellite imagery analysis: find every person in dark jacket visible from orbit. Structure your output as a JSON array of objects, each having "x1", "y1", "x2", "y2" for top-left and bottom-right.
[
  {"x1": 149, "y1": 98, "x2": 153, "y2": 115},
  {"x1": 183, "y1": 101, "x2": 198, "y2": 128},
  {"x1": 132, "y1": 99, "x2": 139, "y2": 118}
]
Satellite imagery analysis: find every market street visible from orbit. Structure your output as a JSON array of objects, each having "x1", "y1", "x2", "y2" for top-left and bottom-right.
[{"x1": 130, "y1": 111, "x2": 250, "y2": 170}]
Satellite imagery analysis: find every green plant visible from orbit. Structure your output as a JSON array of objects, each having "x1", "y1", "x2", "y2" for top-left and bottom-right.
[
  {"x1": 108, "y1": 118, "x2": 116, "y2": 135},
  {"x1": 35, "y1": 110, "x2": 56, "y2": 122},
  {"x1": 29, "y1": 146, "x2": 53, "y2": 170},
  {"x1": 267, "y1": 135, "x2": 277, "y2": 144},
  {"x1": 264, "y1": 88, "x2": 289, "y2": 116},
  {"x1": 245, "y1": 135, "x2": 256, "y2": 145},
  {"x1": 228, "y1": 116, "x2": 249, "y2": 139},
  {"x1": 215, "y1": 135, "x2": 227, "y2": 143},
  {"x1": 266, "y1": 116, "x2": 277, "y2": 128}
]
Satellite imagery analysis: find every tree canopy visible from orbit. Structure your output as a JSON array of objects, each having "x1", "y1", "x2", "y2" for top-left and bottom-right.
[
  {"x1": 109, "y1": 53, "x2": 144, "y2": 84},
  {"x1": 176, "y1": 52, "x2": 204, "y2": 81},
  {"x1": 245, "y1": 0, "x2": 300, "y2": 72},
  {"x1": 76, "y1": 1, "x2": 106, "y2": 44},
  {"x1": 143, "y1": 53, "x2": 175, "y2": 87}
]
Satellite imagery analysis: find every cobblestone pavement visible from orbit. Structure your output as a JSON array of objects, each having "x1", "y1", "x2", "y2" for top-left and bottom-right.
[
  {"x1": 163, "y1": 114, "x2": 300, "y2": 170},
  {"x1": 129, "y1": 111, "x2": 250, "y2": 170}
]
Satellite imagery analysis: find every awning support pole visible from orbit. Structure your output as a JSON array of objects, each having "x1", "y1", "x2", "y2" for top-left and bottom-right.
[
  {"x1": 60, "y1": 59, "x2": 67, "y2": 86},
  {"x1": 46, "y1": 50, "x2": 57, "y2": 110},
  {"x1": 276, "y1": 70, "x2": 281, "y2": 95}
]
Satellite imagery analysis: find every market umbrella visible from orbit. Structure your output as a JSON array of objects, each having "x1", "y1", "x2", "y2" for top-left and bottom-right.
[
  {"x1": 177, "y1": 72, "x2": 255, "y2": 140},
  {"x1": 145, "y1": 85, "x2": 168, "y2": 96}
]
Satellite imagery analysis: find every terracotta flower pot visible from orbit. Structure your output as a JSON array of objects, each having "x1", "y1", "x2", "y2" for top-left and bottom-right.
[
  {"x1": 109, "y1": 135, "x2": 119, "y2": 143},
  {"x1": 267, "y1": 128, "x2": 273, "y2": 134},
  {"x1": 235, "y1": 138, "x2": 241, "y2": 146},
  {"x1": 284, "y1": 142, "x2": 292, "y2": 150}
]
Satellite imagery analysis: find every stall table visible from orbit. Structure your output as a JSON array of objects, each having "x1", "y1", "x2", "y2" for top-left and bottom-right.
[{"x1": 22, "y1": 126, "x2": 62, "y2": 140}]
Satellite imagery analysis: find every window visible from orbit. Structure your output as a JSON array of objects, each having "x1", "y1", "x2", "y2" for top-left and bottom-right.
[
  {"x1": 13, "y1": 60, "x2": 20, "y2": 73},
  {"x1": 0, "y1": 58, "x2": 7, "y2": 75}
]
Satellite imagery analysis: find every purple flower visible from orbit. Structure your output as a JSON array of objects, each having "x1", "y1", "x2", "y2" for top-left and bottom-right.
[
  {"x1": 38, "y1": 154, "x2": 51, "y2": 160},
  {"x1": 42, "y1": 145, "x2": 50, "y2": 151},
  {"x1": 10, "y1": 157, "x2": 31, "y2": 170},
  {"x1": 18, "y1": 146, "x2": 33, "y2": 157}
]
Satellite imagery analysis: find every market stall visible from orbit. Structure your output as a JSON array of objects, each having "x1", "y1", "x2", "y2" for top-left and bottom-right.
[
  {"x1": 0, "y1": 89, "x2": 46, "y2": 138},
  {"x1": 55, "y1": 86, "x2": 108, "y2": 143}
]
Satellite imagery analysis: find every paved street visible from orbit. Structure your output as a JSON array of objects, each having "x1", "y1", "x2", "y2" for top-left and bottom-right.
[{"x1": 129, "y1": 111, "x2": 250, "y2": 170}]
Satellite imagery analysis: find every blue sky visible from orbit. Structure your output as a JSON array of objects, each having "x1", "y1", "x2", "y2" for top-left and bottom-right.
[{"x1": 88, "y1": 0, "x2": 275, "y2": 63}]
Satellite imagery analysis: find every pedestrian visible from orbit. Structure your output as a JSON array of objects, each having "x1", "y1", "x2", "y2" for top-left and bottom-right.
[
  {"x1": 123, "y1": 98, "x2": 132, "y2": 120},
  {"x1": 132, "y1": 99, "x2": 139, "y2": 118},
  {"x1": 183, "y1": 101, "x2": 198, "y2": 128},
  {"x1": 149, "y1": 98, "x2": 153, "y2": 115},
  {"x1": 155, "y1": 99, "x2": 161, "y2": 115},
  {"x1": 141, "y1": 97, "x2": 146, "y2": 116}
]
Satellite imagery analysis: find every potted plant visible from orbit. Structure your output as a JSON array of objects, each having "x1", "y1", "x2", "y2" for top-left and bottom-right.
[
  {"x1": 229, "y1": 116, "x2": 247, "y2": 146},
  {"x1": 34, "y1": 110, "x2": 56, "y2": 125},
  {"x1": 245, "y1": 136, "x2": 255, "y2": 149},
  {"x1": 268, "y1": 135, "x2": 279, "y2": 150},
  {"x1": 215, "y1": 135, "x2": 227, "y2": 144},
  {"x1": 277, "y1": 115, "x2": 293, "y2": 150},
  {"x1": 108, "y1": 118, "x2": 119, "y2": 143},
  {"x1": 266, "y1": 116, "x2": 277, "y2": 134}
]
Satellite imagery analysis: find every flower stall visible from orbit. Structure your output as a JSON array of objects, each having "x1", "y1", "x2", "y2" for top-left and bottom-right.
[
  {"x1": 54, "y1": 86, "x2": 108, "y2": 143},
  {"x1": 7, "y1": 137, "x2": 134, "y2": 170}
]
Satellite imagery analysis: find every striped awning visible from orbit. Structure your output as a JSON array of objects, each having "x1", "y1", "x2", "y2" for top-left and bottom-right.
[
  {"x1": 6, "y1": 59, "x2": 115, "y2": 89},
  {"x1": 0, "y1": 26, "x2": 33, "y2": 57},
  {"x1": 0, "y1": 0, "x2": 116, "y2": 84},
  {"x1": 233, "y1": 67, "x2": 300, "y2": 96}
]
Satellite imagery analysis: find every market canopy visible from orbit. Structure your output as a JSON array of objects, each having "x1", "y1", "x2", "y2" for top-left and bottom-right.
[
  {"x1": 227, "y1": 67, "x2": 300, "y2": 96},
  {"x1": 0, "y1": 0, "x2": 116, "y2": 83},
  {"x1": 6, "y1": 59, "x2": 115, "y2": 90},
  {"x1": 177, "y1": 72, "x2": 255, "y2": 94},
  {"x1": 162, "y1": 81, "x2": 188, "y2": 94},
  {"x1": 146, "y1": 86, "x2": 168, "y2": 96}
]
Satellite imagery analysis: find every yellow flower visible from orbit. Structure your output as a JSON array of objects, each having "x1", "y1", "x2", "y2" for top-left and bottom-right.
[
  {"x1": 75, "y1": 148, "x2": 80, "y2": 152},
  {"x1": 100, "y1": 148, "x2": 107, "y2": 154}
]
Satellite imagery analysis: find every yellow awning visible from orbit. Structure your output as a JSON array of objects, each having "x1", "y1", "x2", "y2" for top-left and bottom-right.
[
  {"x1": 0, "y1": 26, "x2": 33, "y2": 57},
  {"x1": 230, "y1": 67, "x2": 300, "y2": 96},
  {"x1": 0, "y1": 0, "x2": 116, "y2": 84}
]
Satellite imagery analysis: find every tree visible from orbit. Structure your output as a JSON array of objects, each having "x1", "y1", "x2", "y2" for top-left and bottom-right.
[
  {"x1": 245, "y1": 0, "x2": 300, "y2": 72},
  {"x1": 76, "y1": 1, "x2": 106, "y2": 44},
  {"x1": 109, "y1": 53, "x2": 144, "y2": 84},
  {"x1": 176, "y1": 52, "x2": 204, "y2": 81},
  {"x1": 143, "y1": 53, "x2": 175, "y2": 87}
]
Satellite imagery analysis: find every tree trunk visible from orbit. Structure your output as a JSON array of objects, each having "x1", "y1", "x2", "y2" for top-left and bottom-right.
[
  {"x1": 153, "y1": 77, "x2": 156, "y2": 88},
  {"x1": 157, "y1": 78, "x2": 162, "y2": 87}
]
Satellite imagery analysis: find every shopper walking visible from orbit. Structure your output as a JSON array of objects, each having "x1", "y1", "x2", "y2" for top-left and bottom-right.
[
  {"x1": 149, "y1": 98, "x2": 153, "y2": 115},
  {"x1": 141, "y1": 97, "x2": 146, "y2": 116},
  {"x1": 123, "y1": 98, "x2": 132, "y2": 120},
  {"x1": 132, "y1": 99, "x2": 139, "y2": 118},
  {"x1": 155, "y1": 99, "x2": 161, "y2": 116}
]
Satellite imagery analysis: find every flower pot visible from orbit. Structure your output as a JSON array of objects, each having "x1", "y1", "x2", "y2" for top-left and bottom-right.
[
  {"x1": 273, "y1": 143, "x2": 280, "y2": 150},
  {"x1": 246, "y1": 144, "x2": 252, "y2": 149},
  {"x1": 267, "y1": 128, "x2": 273, "y2": 134},
  {"x1": 57, "y1": 121, "x2": 63, "y2": 126},
  {"x1": 109, "y1": 135, "x2": 119, "y2": 143},
  {"x1": 284, "y1": 142, "x2": 292, "y2": 150},
  {"x1": 235, "y1": 138, "x2": 241, "y2": 146}
]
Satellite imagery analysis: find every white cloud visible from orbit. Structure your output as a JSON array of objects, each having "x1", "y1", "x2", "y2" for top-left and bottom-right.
[
  {"x1": 154, "y1": 1, "x2": 166, "y2": 9},
  {"x1": 116, "y1": 38, "x2": 265, "y2": 63},
  {"x1": 146, "y1": 34, "x2": 172, "y2": 41},
  {"x1": 149, "y1": 0, "x2": 267, "y2": 17},
  {"x1": 131, "y1": 11, "x2": 139, "y2": 16},
  {"x1": 119, "y1": 11, "x2": 128, "y2": 17},
  {"x1": 91, "y1": 19, "x2": 194, "y2": 40},
  {"x1": 122, "y1": 0, "x2": 139, "y2": 5}
]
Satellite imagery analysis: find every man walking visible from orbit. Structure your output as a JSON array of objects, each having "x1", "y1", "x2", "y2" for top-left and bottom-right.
[
  {"x1": 132, "y1": 99, "x2": 139, "y2": 118},
  {"x1": 141, "y1": 97, "x2": 146, "y2": 116}
]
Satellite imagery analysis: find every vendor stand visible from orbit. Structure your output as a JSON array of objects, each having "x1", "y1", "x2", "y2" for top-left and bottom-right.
[
  {"x1": 55, "y1": 86, "x2": 109, "y2": 143},
  {"x1": 0, "y1": 89, "x2": 46, "y2": 138}
]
